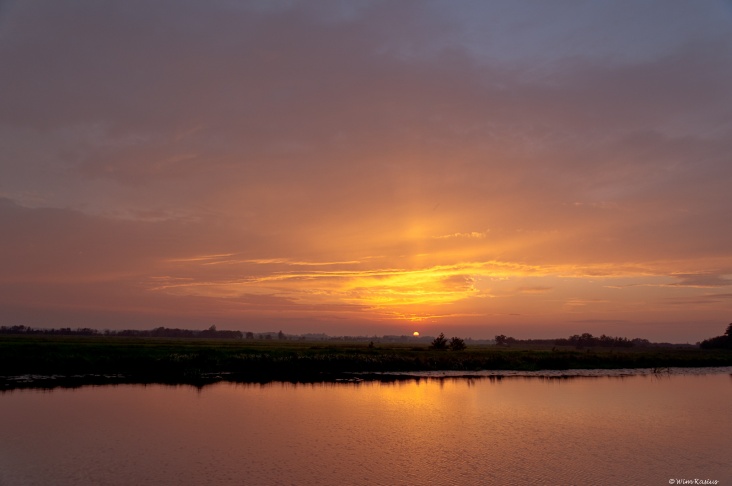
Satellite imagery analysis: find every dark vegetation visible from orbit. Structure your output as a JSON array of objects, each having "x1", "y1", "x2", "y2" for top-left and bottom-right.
[
  {"x1": 699, "y1": 323, "x2": 732, "y2": 349},
  {"x1": 429, "y1": 333, "x2": 467, "y2": 351},
  {"x1": 0, "y1": 324, "x2": 243, "y2": 339},
  {"x1": 1, "y1": 323, "x2": 731, "y2": 390},
  {"x1": 449, "y1": 336, "x2": 467, "y2": 351},
  {"x1": 430, "y1": 333, "x2": 448, "y2": 349},
  {"x1": 494, "y1": 333, "x2": 681, "y2": 348}
]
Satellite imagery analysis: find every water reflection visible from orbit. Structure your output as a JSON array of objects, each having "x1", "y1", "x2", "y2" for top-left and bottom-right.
[
  {"x1": 5, "y1": 366, "x2": 731, "y2": 393},
  {"x1": 1, "y1": 369, "x2": 730, "y2": 485}
]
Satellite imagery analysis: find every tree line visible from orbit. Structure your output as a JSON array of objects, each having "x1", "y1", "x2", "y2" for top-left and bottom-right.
[
  {"x1": 698, "y1": 324, "x2": 732, "y2": 349},
  {"x1": 4, "y1": 324, "x2": 731, "y2": 348},
  {"x1": 0, "y1": 325, "x2": 243, "y2": 339},
  {"x1": 493, "y1": 325, "x2": 732, "y2": 349},
  {"x1": 494, "y1": 332, "x2": 635, "y2": 348}
]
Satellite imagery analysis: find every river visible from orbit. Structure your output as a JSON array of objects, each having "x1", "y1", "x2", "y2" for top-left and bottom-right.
[{"x1": 1, "y1": 368, "x2": 730, "y2": 485}]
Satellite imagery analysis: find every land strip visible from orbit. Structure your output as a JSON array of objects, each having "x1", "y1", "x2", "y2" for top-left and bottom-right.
[{"x1": 2, "y1": 335, "x2": 731, "y2": 390}]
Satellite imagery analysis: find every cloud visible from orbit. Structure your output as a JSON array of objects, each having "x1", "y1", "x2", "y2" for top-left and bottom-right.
[
  {"x1": 668, "y1": 273, "x2": 732, "y2": 288},
  {"x1": 1, "y1": 1, "x2": 732, "y2": 340},
  {"x1": 516, "y1": 286, "x2": 553, "y2": 294},
  {"x1": 433, "y1": 231, "x2": 489, "y2": 239},
  {"x1": 663, "y1": 293, "x2": 732, "y2": 306},
  {"x1": 570, "y1": 319, "x2": 629, "y2": 324},
  {"x1": 563, "y1": 299, "x2": 609, "y2": 308},
  {"x1": 0, "y1": 197, "x2": 269, "y2": 283}
]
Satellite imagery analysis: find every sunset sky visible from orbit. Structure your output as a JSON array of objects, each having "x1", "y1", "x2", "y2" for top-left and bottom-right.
[{"x1": 2, "y1": 1, "x2": 732, "y2": 341}]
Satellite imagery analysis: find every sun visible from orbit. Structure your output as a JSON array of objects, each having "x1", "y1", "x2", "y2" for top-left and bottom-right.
[{"x1": 413, "y1": 331, "x2": 420, "y2": 337}]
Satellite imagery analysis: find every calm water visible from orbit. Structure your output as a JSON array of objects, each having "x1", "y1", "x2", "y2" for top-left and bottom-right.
[{"x1": 1, "y1": 369, "x2": 730, "y2": 485}]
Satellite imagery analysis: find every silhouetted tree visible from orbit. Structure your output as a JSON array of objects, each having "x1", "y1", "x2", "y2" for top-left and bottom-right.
[
  {"x1": 278, "y1": 330, "x2": 286, "y2": 340},
  {"x1": 245, "y1": 332, "x2": 254, "y2": 339},
  {"x1": 449, "y1": 336, "x2": 466, "y2": 351},
  {"x1": 430, "y1": 333, "x2": 448, "y2": 350},
  {"x1": 494, "y1": 335, "x2": 516, "y2": 346},
  {"x1": 699, "y1": 323, "x2": 732, "y2": 349}
]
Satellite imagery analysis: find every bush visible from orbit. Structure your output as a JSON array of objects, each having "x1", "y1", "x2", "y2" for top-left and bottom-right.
[
  {"x1": 430, "y1": 333, "x2": 448, "y2": 350},
  {"x1": 449, "y1": 337, "x2": 466, "y2": 351}
]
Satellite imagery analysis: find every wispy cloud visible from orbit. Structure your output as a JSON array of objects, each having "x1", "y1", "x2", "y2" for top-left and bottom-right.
[
  {"x1": 663, "y1": 292, "x2": 732, "y2": 306},
  {"x1": 204, "y1": 258, "x2": 363, "y2": 267},
  {"x1": 563, "y1": 299, "x2": 610, "y2": 308},
  {"x1": 668, "y1": 273, "x2": 732, "y2": 288},
  {"x1": 166, "y1": 254, "x2": 236, "y2": 263},
  {"x1": 516, "y1": 286, "x2": 553, "y2": 294},
  {"x1": 433, "y1": 231, "x2": 489, "y2": 240},
  {"x1": 151, "y1": 256, "x2": 696, "y2": 322}
]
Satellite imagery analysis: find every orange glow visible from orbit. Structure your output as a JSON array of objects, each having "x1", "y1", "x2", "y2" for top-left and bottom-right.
[{"x1": 150, "y1": 253, "x2": 720, "y2": 327}]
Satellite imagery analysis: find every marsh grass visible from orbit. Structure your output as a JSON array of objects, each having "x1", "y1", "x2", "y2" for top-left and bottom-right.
[{"x1": 1, "y1": 335, "x2": 730, "y2": 389}]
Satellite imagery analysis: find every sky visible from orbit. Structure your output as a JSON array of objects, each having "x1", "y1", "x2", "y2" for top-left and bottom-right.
[{"x1": 1, "y1": 0, "x2": 732, "y2": 342}]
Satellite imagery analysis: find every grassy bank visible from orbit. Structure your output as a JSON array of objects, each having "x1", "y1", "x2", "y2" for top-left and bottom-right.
[{"x1": 1, "y1": 335, "x2": 731, "y2": 389}]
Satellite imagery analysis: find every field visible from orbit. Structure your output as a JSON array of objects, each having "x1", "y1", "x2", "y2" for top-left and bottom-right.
[{"x1": 2, "y1": 334, "x2": 731, "y2": 390}]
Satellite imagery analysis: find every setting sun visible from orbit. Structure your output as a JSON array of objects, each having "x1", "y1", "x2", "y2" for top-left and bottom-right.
[{"x1": 413, "y1": 331, "x2": 420, "y2": 337}]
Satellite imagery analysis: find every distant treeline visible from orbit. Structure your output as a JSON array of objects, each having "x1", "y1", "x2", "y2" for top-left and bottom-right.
[
  {"x1": 0, "y1": 325, "x2": 101, "y2": 336},
  {"x1": 698, "y1": 324, "x2": 732, "y2": 350},
  {"x1": 495, "y1": 333, "x2": 691, "y2": 349},
  {"x1": 3, "y1": 325, "x2": 731, "y2": 348},
  {"x1": 0, "y1": 325, "x2": 243, "y2": 339}
]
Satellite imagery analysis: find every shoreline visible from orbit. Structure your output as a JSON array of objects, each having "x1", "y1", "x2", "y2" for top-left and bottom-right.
[
  {"x1": 2, "y1": 334, "x2": 731, "y2": 391},
  {"x1": 3, "y1": 366, "x2": 732, "y2": 391}
]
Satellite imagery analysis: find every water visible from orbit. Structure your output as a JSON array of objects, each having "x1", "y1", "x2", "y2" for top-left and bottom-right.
[{"x1": 1, "y1": 369, "x2": 730, "y2": 485}]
